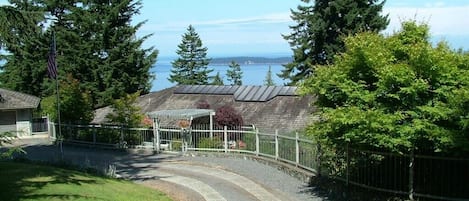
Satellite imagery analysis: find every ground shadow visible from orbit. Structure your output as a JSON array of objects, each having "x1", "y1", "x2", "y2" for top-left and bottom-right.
[
  {"x1": 302, "y1": 175, "x2": 406, "y2": 201},
  {"x1": 0, "y1": 161, "x2": 100, "y2": 201}
]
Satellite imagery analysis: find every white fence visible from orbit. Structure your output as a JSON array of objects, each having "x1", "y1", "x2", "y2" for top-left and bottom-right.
[{"x1": 49, "y1": 123, "x2": 319, "y2": 173}]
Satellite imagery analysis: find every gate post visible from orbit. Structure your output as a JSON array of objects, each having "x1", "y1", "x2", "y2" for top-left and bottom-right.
[
  {"x1": 224, "y1": 126, "x2": 228, "y2": 153},
  {"x1": 275, "y1": 130, "x2": 279, "y2": 160},
  {"x1": 295, "y1": 132, "x2": 299, "y2": 166},
  {"x1": 409, "y1": 149, "x2": 415, "y2": 200},
  {"x1": 255, "y1": 128, "x2": 259, "y2": 156}
]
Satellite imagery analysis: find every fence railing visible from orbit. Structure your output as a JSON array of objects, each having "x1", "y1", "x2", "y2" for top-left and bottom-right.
[{"x1": 48, "y1": 122, "x2": 469, "y2": 201}]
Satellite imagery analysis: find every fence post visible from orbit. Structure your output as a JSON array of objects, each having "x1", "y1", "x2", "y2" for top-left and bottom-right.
[
  {"x1": 51, "y1": 122, "x2": 56, "y2": 139},
  {"x1": 295, "y1": 132, "x2": 299, "y2": 166},
  {"x1": 346, "y1": 142, "x2": 350, "y2": 200},
  {"x1": 409, "y1": 149, "x2": 415, "y2": 200},
  {"x1": 224, "y1": 126, "x2": 228, "y2": 153},
  {"x1": 317, "y1": 142, "x2": 321, "y2": 177},
  {"x1": 120, "y1": 125, "x2": 124, "y2": 148},
  {"x1": 255, "y1": 128, "x2": 259, "y2": 156},
  {"x1": 153, "y1": 118, "x2": 160, "y2": 152},
  {"x1": 275, "y1": 130, "x2": 279, "y2": 160}
]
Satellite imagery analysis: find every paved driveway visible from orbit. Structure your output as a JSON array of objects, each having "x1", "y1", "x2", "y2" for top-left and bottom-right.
[{"x1": 10, "y1": 138, "x2": 322, "y2": 201}]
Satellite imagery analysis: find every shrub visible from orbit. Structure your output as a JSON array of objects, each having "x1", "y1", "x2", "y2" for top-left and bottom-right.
[
  {"x1": 215, "y1": 105, "x2": 243, "y2": 128},
  {"x1": 197, "y1": 137, "x2": 222, "y2": 149}
]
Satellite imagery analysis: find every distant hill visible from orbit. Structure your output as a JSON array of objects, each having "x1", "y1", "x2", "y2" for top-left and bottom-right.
[{"x1": 210, "y1": 56, "x2": 292, "y2": 65}]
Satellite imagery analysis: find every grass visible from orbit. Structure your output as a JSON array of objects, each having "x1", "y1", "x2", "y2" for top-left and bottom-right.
[{"x1": 0, "y1": 161, "x2": 172, "y2": 201}]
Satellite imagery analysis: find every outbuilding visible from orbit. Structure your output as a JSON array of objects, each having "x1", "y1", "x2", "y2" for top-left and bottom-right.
[{"x1": 0, "y1": 88, "x2": 41, "y2": 137}]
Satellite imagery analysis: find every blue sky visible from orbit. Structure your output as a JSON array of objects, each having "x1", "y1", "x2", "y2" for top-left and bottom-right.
[
  {"x1": 132, "y1": 0, "x2": 469, "y2": 58},
  {"x1": 1, "y1": 0, "x2": 468, "y2": 57}
]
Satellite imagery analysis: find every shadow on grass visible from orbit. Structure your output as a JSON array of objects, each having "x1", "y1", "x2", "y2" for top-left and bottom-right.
[{"x1": 0, "y1": 161, "x2": 101, "y2": 201}]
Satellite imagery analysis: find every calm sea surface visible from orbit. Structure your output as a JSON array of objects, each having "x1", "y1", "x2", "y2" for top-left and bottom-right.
[{"x1": 150, "y1": 58, "x2": 289, "y2": 92}]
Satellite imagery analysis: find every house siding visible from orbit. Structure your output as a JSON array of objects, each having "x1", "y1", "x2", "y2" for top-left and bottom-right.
[{"x1": 16, "y1": 109, "x2": 33, "y2": 136}]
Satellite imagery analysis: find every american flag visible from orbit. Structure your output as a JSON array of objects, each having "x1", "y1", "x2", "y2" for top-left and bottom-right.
[{"x1": 47, "y1": 36, "x2": 57, "y2": 79}]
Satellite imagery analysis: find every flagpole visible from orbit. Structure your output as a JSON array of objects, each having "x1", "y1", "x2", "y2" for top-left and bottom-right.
[{"x1": 52, "y1": 32, "x2": 62, "y2": 149}]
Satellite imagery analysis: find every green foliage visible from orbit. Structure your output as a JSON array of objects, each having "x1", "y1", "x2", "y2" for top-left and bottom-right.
[
  {"x1": 211, "y1": 72, "x2": 224, "y2": 85},
  {"x1": 0, "y1": 1, "x2": 157, "y2": 109},
  {"x1": 300, "y1": 21, "x2": 469, "y2": 155},
  {"x1": 0, "y1": 131, "x2": 26, "y2": 158},
  {"x1": 281, "y1": 0, "x2": 389, "y2": 85},
  {"x1": 106, "y1": 91, "x2": 144, "y2": 127},
  {"x1": 197, "y1": 137, "x2": 222, "y2": 149},
  {"x1": 41, "y1": 75, "x2": 94, "y2": 124},
  {"x1": 0, "y1": 2, "x2": 49, "y2": 97},
  {"x1": 169, "y1": 25, "x2": 213, "y2": 85},
  {"x1": 226, "y1": 61, "x2": 243, "y2": 85},
  {"x1": 264, "y1": 66, "x2": 275, "y2": 86}
]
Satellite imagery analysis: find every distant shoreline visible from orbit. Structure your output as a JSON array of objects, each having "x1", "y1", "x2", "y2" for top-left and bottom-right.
[
  {"x1": 210, "y1": 56, "x2": 292, "y2": 65},
  {"x1": 157, "y1": 56, "x2": 292, "y2": 66}
]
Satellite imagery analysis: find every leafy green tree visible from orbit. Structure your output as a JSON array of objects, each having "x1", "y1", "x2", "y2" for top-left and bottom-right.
[
  {"x1": 169, "y1": 25, "x2": 212, "y2": 85},
  {"x1": 281, "y1": 0, "x2": 389, "y2": 85},
  {"x1": 211, "y1": 72, "x2": 224, "y2": 85},
  {"x1": 41, "y1": 74, "x2": 94, "y2": 124},
  {"x1": 264, "y1": 66, "x2": 275, "y2": 86},
  {"x1": 300, "y1": 21, "x2": 469, "y2": 155},
  {"x1": 106, "y1": 91, "x2": 144, "y2": 127},
  {"x1": 226, "y1": 61, "x2": 242, "y2": 85}
]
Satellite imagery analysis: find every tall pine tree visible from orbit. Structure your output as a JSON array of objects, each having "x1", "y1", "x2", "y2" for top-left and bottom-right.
[
  {"x1": 0, "y1": 0, "x2": 158, "y2": 110},
  {"x1": 226, "y1": 60, "x2": 242, "y2": 85},
  {"x1": 169, "y1": 25, "x2": 212, "y2": 85},
  {"x1": 0, "y1": 2, "x2": 47, "y2": 97},
  {"x1": 280, "y1": 0, "x2": 389, "y2": 85}
]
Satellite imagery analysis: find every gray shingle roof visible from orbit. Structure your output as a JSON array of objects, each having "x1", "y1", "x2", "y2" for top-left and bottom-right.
[
  {"x1": 0, "y1": 88, "x2": 40, "y2": 109},
  {"x1": 93, "y1": 85, "x2": 316, "y2": 133}
]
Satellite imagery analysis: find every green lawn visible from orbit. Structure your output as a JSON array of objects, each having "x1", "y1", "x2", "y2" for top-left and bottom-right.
[{"x1": 0, "y1": 162, "x2": 172, "y2": 201}]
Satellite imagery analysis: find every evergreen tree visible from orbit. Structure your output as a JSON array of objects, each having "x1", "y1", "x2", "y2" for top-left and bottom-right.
[
  {"x1": 264, "y1": 66, "x2": 275, "y2": 86},
  {"x1": 169, "y1": 25, "x2": 212, "y2": 85},
  {"x1": 0, "y1": 0, "x2": 158, "y2": 109},
  {"x1": 280, "y1": 0, "x2": 389, "y2": 85},
  {"x1": 226, "y1": 60, "x2": 242, "y2": 85},
  {"x1": 0, "y1": 2, "x2": 48, "y2": 97},
  {"x1": 211, "y1": 72, "x2": 224, "y2": 85}
]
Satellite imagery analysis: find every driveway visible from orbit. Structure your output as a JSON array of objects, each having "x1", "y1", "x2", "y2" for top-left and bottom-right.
[{"x1": 9, "y1": 138, "x2": 323, "y2": 201}]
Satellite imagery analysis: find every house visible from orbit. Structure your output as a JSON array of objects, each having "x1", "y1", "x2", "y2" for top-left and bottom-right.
[
  {"x1": 0, "y1": 88, "x2": 41, "y2": 137},
  {"x1": 93, "y1": 85, "x2": 316, "y2": 133}
]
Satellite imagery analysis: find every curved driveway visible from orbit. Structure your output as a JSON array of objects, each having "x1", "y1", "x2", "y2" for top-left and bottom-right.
[{"x1": 12, "y1": 138, "x2": 322, "y2": 201}]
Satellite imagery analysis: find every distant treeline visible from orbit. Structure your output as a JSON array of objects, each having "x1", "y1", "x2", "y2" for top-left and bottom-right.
[{"x1": 210, "y1": 56, "x2": 292, "y2": 65}]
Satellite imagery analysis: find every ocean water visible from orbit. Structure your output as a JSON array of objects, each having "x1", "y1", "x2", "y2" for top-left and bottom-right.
[{"x1": 150, "y1": 59, "x2": 289, "y2": 92}]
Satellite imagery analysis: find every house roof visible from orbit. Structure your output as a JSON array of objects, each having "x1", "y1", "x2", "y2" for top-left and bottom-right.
[
  {"x1": 0, "y1": 88, "x2": 40, "y2": 110},
  {"x1": 93, "y1": 85, "x2": 316, "y2": 133}
]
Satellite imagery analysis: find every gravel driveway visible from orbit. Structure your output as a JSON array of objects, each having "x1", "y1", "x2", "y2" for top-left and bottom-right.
[{"x1": 9, "y1": 138, "x2": 324, "y2": 201}]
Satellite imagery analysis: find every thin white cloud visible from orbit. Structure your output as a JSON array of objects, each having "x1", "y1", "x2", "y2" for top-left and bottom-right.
[
  {"x1": 141, "y1": 12, "x2": 292, "y2": 32},
  {"x1": 384, "y1": 5, "x2": 469, "y2": 35}
]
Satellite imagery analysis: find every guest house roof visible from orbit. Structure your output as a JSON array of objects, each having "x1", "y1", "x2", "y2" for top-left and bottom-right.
[{"x1": 0, "y1": 88, "x2": 40, "y2": 110}]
